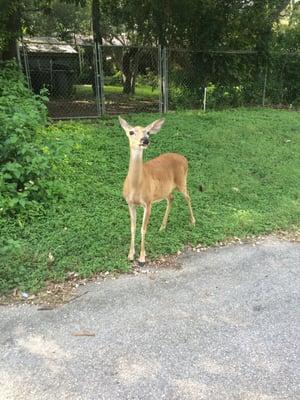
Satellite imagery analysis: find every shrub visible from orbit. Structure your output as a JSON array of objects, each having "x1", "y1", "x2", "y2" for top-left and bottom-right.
[
  {"x1": 0, "y1": 62, "x2": 54, "y2": 215},
  {"x1": 205, "y1": 84, "x2": 244, "y2": 109},
  {"x1": 169, "y1": 84, "x2": 202, "y2": 109},
  {"x1": 136, "y1": 69, "x2": 158, "y2": 90},
  {"x1": 104, "y1": 70, "x2": 122, "y2": 86}
]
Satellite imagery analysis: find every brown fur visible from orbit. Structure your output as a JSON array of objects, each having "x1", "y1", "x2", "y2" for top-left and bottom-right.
[{"x1": 123, "y1": 153, "x2": 188, "y2": 205}]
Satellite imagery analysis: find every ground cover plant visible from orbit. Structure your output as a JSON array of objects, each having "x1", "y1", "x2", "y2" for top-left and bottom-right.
[{"x1": 1, "y1": 108, "x2": 299, "y2": 294}]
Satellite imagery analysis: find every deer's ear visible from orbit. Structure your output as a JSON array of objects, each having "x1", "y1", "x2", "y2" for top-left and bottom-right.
[
  {"x1": 118, "y1": 116, "x2": 132, "y2": 132},
  {"x1": 146, "y1": 118, "x2": 165, "y2": 134}
]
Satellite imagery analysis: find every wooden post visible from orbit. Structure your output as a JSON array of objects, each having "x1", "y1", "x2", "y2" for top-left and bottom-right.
[{"x1": 203, "y1": 87, "x2": 207, "y2": 112}]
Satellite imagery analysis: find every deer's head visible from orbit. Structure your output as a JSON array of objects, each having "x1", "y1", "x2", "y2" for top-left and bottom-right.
[{"x1": 118, "y1": 117, "x2": 165, "y2": 150}]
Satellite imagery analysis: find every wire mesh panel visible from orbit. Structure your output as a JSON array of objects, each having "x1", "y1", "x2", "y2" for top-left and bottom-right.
[
  {"x1": 168, "y1": 48, "x2": 203, "y2": 111},
  {"x1": 101, "y1": 45, "x2": 160, "y2": 114},
  {"x1": 21, "y1": 40, "x2": 99, "y2": 119},
  {"x1": 168, "y1": 49, "x2": 268, "y2": 111},
  {"x1": 168, "y1": 49, "x2": 300, "y2": 111},
  {"x1": 265, "y1": 52, "x2": 300, "y2": 109},
  {"x1": 202, "y1": 52, "x2": 266, "y2": 109}
]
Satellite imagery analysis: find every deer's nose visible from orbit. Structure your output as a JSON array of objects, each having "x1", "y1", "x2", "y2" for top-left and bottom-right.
[{"x1": 142, "y1": 137, "x2": 149, "y2": 145}]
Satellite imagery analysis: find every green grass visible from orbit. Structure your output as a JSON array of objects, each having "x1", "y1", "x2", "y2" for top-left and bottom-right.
[
  {"x1": 1, "y1": 108, "x2": 300, "y2": 294},
  {"x1": 74, "y1": 84, "x2": 159, "y2": 98}
]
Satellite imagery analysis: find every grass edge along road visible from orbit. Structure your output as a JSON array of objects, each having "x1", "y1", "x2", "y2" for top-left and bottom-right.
[{"x1": 1, "y1": 108, "x2": 299, "y2": 294}]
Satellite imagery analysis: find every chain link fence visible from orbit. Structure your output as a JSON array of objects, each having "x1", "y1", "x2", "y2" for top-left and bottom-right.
[
  {"x1": 168, "y1": 48, "x2": 300, "y2": 111},
  {"x1": 101, "y1": 45, "x2": 160, "y2": 115},
  {"x1": 20, "y1": 39, "x2": 300, "y2": 119},
  {"x1": 20, "y1": 38, "x2": 99, "y2": 119}
]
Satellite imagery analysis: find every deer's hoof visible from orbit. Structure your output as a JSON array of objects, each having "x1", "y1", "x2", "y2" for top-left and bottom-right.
[{"x1": 138, "y1": 261, "x2": 145, "y2": 267}]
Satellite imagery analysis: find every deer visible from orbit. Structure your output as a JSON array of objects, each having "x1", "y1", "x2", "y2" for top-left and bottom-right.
[{"x1": 119, "y1": 116, "x2": 195, "y2": 265}]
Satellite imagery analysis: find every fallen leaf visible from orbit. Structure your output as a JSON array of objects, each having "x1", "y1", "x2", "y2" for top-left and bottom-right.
[
  {"x1": 72, "y1": 330, "x2": 95, "y2": 337},
  {"x1": 47, "y1": 252, "x2": 55, "y2": 266},
  {"x1": 38, "y1": 305, "x2": 54, "y2": 311}
]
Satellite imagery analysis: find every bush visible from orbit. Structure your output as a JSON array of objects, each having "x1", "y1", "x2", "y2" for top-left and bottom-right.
[
  {"x1": 104, "y1": 70, "x2": 122, "y2": 86},
  {"x1": 205, "y1": 84, "x2": 244, "y2": 109},
  {"x1": 136, "y1": 69, "x2": 158, "y2": 90},
  {"x1": 169, "y1": 84, "x2": 202, "y2": 109},
  {"x1": 0, "y1": 62, "x2": 54, "y2": 215}
]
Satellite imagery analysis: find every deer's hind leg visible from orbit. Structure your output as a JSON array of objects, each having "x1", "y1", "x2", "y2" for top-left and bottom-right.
[
  {"x1": 159, "y1": 194, "x2": 174, "y2": 231},
  {"x1": 177, "y1": 176, "x2": 196, "y2": 225},
  {"x1": 183, "y1": 191, "x2": 196, "y2": 225}
]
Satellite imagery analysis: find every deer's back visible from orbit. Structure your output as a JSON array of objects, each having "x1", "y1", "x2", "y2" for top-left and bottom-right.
[{"x1": 144, "y1": 153, "x2": 188, "y2": 179}]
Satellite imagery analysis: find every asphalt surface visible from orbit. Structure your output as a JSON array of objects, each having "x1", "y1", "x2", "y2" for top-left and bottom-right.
[{"x1": 0, "y1": 237, "x2": 299, "y2": 400}]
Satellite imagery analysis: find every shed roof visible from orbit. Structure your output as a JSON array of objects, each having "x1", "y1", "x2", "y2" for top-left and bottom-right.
[
  {"x1": 21, "y1": 37, "x2": 77, "y2": 54},
  {"x1": 71, "y1": 34, "x2": 130, "y2": 46}
]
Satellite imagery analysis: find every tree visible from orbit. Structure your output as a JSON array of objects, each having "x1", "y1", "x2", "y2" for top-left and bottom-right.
[
  {"x1": 92, "y1": 0, "x2": 102, "y2": 44},
  {"x1": 97, "y1": 0, "x2": 294, "y2": 94},
  {"x1": 100, "y1": 0, "x2": 295, "y2": 50},
  {"x1": 0, "y1": 1, "x2": 22, "y2": 61},
  {"x1": 26, "y1": 0, "x2": 91, "y2": 41},
  {"x1": 0, "y1": 0, "x2": 87, "y2": 61}
]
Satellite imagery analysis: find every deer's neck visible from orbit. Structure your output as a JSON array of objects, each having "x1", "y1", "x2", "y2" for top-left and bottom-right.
[{"x1": 127, "y1": 147, "x2": 144, "y2": 190}]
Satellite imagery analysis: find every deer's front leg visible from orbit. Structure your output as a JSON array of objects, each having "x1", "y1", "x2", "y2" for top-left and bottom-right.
[
  {"x1": 128, "y1": 204, "x2": 136, "y2": 261},
  {"x1": 139, "y1": 203, "x2": 152, "y2": 264}
]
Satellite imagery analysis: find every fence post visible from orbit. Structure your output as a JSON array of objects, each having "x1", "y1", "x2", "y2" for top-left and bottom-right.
[
  {"x1": 94, "y1": 42, "x2": 105, "y2": 116},
  {"x1": 50, "y1": 59, "x2": 53, "y2": 92},
  {"x1": 98, "y1": 44, "x2": 106, "y2": 115},
  {"x1": 203, "y1": 87, "x2": 207, "y2": 111},
  {"x1": 158, "y1": 45, "x2": 163, "y2": 113},
  {"x1": 162, "y1": 47, "x2": 168, "y2": 113},
  {"x1": 16, "y1": 40, "x2": 21, "y2": 69},
  {"x1": 93, "y1": 43, "x2": 101, "y2": 116},
  {"x1": 21, "y1": 39, "x2": 32, "y2": 90},
  {"x1": 262, "y1": 64, "x2": 268, "y2": 107}
]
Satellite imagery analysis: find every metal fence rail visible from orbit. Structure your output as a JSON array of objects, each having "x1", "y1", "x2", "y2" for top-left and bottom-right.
[{"x1": 20, "y1": 40, "x2": 300, "y2": 119}]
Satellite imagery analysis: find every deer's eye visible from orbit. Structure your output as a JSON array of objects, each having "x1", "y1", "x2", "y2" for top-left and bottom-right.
[{"x1": 129, "y1": 130, "x2": 135, "y2": 135}]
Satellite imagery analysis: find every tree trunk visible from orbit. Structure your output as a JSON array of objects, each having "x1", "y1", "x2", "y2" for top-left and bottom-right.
[
  {"x1": 92, "y1": 0, "x2": 102, "y2": 44},
  {"x1": 122, "y1": 75, "x2": 133, "y2": 94},
  {"x1": 122, "y1": 48, "x2": 139, "y2": 95},
  {"x1": 2, "y1": 7, "x2": 21, "y2": 61},
  {"x1": 122, "y1": 50, "x2": 133, "y2": 94}
]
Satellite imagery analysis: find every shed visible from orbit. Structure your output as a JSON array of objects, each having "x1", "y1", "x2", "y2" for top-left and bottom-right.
[{"x1": 20, "y1": 37, "x2": 78, "y2": 96}]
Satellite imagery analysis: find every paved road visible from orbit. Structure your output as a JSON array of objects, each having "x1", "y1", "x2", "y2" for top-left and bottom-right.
[{"x1": 1, "y1": 237, "x2": 299, "y2": 400}]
